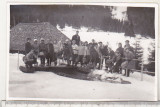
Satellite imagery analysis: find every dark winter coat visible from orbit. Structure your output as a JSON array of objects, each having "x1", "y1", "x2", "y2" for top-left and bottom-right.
[
  {"x1": 39, "y1": 43, "x2": 47, "y2": 55},
  {"x1": 32, "y1": 43, "x2": 39, "y2": 55},
  {"x1": 72, "y1": 35, "x2": 80, "y2": 45},
  {"x1": 103, "y1": 46, "x2": 108, "y2": 56},
  {"x1": 46, "y1": 43, "x2": 54, "y2": 55},
  {"x1": 63, "y1": 43, "x2": 73, "y2": 60},
  {"x1": 99, "y1": 46, "x2": 106, "y2": 56},
  {"x1": 116, "y1": 47, "x2": 124, "y2": 57},
  {"x1": 90, "y1": 45, "x2": 99, "y2": 63},
  {"x1": 124, "y1": 44, "x2": 134, "y2": 53},
  {"x1": 25, "y1": 42, "x2": 32, "y2": 55}
]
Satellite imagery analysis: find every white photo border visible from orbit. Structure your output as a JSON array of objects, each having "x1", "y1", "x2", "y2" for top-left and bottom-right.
[{"x1": 6, "y1": 2, "x2": 159, "y2": 101}]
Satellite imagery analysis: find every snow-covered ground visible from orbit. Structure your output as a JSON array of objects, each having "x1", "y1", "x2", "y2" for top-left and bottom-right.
[
  {"x1": 57, "y1": 25, "x2": 155, "y2": 64},
  {"x1": 9, "y1": 53, "x2": 156, "y2": 101}
]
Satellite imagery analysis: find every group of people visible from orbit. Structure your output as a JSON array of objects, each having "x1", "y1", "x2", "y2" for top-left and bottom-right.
[{"x1": 23, "y1": 31, "x2": 135, "y2": 77}]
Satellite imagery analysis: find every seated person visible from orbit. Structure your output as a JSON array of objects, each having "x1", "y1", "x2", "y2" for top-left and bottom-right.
[
  {"x1": 121, "y1": 47, "x2": 135, "y2": 77},
  {"x1": 23, "y1": 49, "x2": 37, "y2": 68},
  {"x1": 112, "y1": 50, "x2": 122, "y2": 73},
  {"x1": 105, "y1": 47, "x2": 115, "y2": 71}
]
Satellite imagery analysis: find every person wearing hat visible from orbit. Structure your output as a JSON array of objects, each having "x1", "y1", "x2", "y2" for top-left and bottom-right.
[
  {"x1": 25, "y1": 38, "x2": 32, "y2": 55},
  {"x1": 23, "y1": 49, "x2": 37, "y2": 69},
  {"x1": 111, "y1": 50, "x2": 122, "y2": 73},
  {"x1": 72, "y1": 31, "x2": 80, "y2": 46},
  {"x1": 116, "y1": 43, "x2": 124, "y2": 57},
  {"x1": 39, "y1": 38, "x2": 47, "y2": 66},
  {"x1": 121, "y1": 47, "x2": 135, "y2": 77},
  {"x1": 124, "y1": 40, "x2": 134, "y2": 53}
]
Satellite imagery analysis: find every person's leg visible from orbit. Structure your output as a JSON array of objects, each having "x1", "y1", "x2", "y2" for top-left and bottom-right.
[
  {"x1": 46, "y1": 58, "x2": 49, "y2": 66},
  {"x1": 40, "y1": 56, "x2": 43, "y2": 65},
  {"x1": 80, "y1": 55, "x2": 83, "y2": 66},
  {"x1": 126, "y1": 69, "x2": 130, "y2": 77},
  {"x1": 42, "y1": 56, "x2": 45, "y2": 65}
]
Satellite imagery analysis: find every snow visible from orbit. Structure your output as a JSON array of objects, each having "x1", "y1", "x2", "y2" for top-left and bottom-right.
[
  {"x1": 57, "y1": 25, "x2": 155, "y2": 64},
  {"x1": 9, "y1": 53, "x2": 156, "y2": 101}
]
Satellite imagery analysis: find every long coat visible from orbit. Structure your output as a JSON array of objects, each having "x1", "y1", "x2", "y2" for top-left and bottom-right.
[
  {"x1": 25, "y1": 42, "x2": 32, "y2": 55},
  {"x1": 63, "y1": 43, "x2": 73, "y2": 60},
  {"x1": 121, "y1": 51, "x2": 135, "y2": 69},
  {"x1": 39, "y1": 43, "x2": 47, "y2": 56}
]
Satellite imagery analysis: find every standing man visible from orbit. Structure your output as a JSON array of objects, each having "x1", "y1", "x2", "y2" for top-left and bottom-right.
[
  {"x1": 46, "y1": 39, "x2": 54, "y2": 66},
  {"x1": 25, "y1": 38, "x2": 32, "y2": 55},
  {"x1": 124, "y1": 40, "x2": 134, "y2": 53},
  {"x1": 72, "y1": 31, "x2": 80, "y2": 45},
  {"x1": 39, "y1": 38, "x2": 46, "y2": 67}
]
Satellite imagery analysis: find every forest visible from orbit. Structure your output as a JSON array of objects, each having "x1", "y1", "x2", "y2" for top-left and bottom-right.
[{"x1": 10, "y1": 5, "x2": 155, "y2": 38}]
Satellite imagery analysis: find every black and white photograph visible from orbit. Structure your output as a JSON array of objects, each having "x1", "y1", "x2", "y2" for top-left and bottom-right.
[{"x1": 8, "y1": 3, "x2": 158, "y2": 101}]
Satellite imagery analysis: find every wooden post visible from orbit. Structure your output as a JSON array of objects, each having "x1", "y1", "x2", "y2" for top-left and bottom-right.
[
  {"x1": 17, "y1": 50, "x2": 19, "y2": 70},
  {"x1": 126, "y1": 68, "x2": 128, "y2": 76},
  {"x1": 141, "y1": 61, "x2": 144, "y2": 81},
  {"x1": 100, "y1": 56, "x2": 103, "y2": 70}
]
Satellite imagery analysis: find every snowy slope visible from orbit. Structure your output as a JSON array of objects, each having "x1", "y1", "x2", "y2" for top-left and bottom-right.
[{"x1": 8, "y1": 53, "x2": 156, "y2": 101}]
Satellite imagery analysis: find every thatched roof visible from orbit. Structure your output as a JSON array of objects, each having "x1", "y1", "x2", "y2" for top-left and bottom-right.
[{"x1": 10, "y1": 22, "x2": 69, "y2": 51}]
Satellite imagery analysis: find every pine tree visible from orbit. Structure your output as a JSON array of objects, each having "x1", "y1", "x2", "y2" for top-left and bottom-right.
[{"x1": 134, "y1": 36, "x2": 144, "y2": 70}]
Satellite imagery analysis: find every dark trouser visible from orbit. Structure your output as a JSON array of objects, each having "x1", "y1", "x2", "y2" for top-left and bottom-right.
[
  {"x1": 46, "y1": 53, "x2": 53, "y2": 66},
  {"x1": 72, "y1": 54, "x2": 78, "y2": 65},
  {"x1": 113, "y1": 60, "x2": 122, "y2": 73},
  {"x1": 40, "y1": 56, "x2": 45, "y2": 65},
  {"x1": 98, "y1": 57, "x2": 104, "y2": 69},
  {"x1": 105, "y1": 59, "x2": 113, "y2": 70},
  {"x1": 84, "y1": 55, "x2": 90, "y2": 65},
  {"x1": 76, "y1": 55, "x2": 84, "y2": 66},
  {"x1": 124, "y1": 69, "x2": 130, "y2": 77}
]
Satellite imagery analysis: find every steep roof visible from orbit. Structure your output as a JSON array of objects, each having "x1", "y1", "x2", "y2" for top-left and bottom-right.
[{"x1": 10, "y1": 22, "x2": 69, "y2": 51}]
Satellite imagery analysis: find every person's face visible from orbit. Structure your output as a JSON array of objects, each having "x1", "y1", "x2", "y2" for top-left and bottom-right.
[
  {"x1": 95, "y1": 45, "x2": 98, "y2": 48},
  {"x1": 41, "y1": 40, "x2": 44, "y2": 43},
  {"x1": 99, "y1": 43, "x2": 102, "y2": 46},
  {"x1": 85, "y1": 42, "x2": 88, "y2": 46},
  {"x1": 68, "y1": 41, "x2": 71, "y2": 44},
  {"x1": 118, "y1": 43, "x2": 122, "y2": 48},
  {"x1": 92, "y1": 39, "x2": 95, "y2": 43},
  {"x1": 34, "y1": 41, "x2": 38, "y2": 44},
  {"x1": 125, "y1": 41, "x2": 129, "y2": 45},
  {"x1": 27, "y1": 39, "x2": 31, "y2": 43},
  {"x1": 76, "y1": 31, "x2": 79, "y2": 35},
  {"x1": 72, "y1": 40, "x2": 76, "y2": 45}
]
